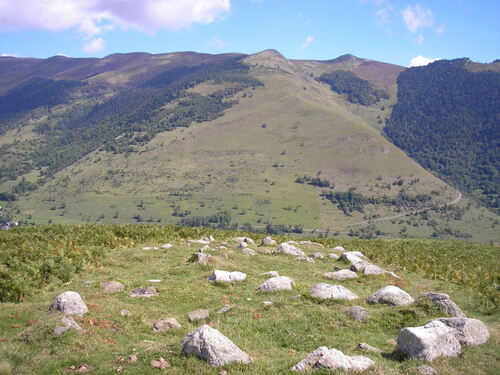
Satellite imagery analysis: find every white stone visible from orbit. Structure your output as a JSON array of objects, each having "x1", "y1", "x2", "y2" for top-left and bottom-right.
[
  {"x1": 437, "y1": 317, "x2": 490, "y2": 346},
  {"x1": 181, "y1": 325, "x2": 253, "y2": 366},
  {"x1": 366, "y1": 286, "x2": 414, "y2": 306},
  {"x1": 311, "y1": 252, "x2": 324, "y2": 259},
  {"x1": 340, "y1": 251, "x2": 369, "y2": 264},
  {"x1": 50, "y1": 291, "x2": 89, "y2": 316},
  {"x1": 160, "y1": 243, "x2": 172, "y2": 249},
  {"x1": 260, "y1": 271, "x2": 279, "y2": 278},
  {"x1": 208, "y1": 270, "x2": 247, "y2": 283},
  {"x1": 292, "y1": 346, "x2": 374, "y2": 372},
  {"x1": 308, "y1": 283, "x2": 358, "y2": 301},
  {"x1": 275, "y1": 243, "x2": 305, "y2": 256},
  {"x1": 299, "y1": 241, "x2": 324, "y2": 247},
  {"x1": 258, "y1": 276, "x2": 295, "y2": 292},
  {"x1": 332, "y1": 246, "x2": 345, "y2": 252},
  {"x1": 324, "y1": 269, "x2": 358, "y2": 281},
  {"x1": 142, "y1": 246, "x2": 159, "y2": 250},
  {"x1": 261, "y1": 236, "x2": 277, "y2": 246},
  {"x1": 53, "y1": 316, "x2": 82, "y2": 336},
  {"x1": 327, "y1": 253, "x2": 339, "y2": 259},
  {"x1": 233, "y1": 237, "x2": 254, "y2": 244},
  {"x1": 241, "y1": 248, "x2": 256, "y2": 256}
]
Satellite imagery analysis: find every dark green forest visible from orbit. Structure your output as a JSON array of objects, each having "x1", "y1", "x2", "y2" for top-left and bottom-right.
[
  {"x1": 0, "y1": 57, "x2": 263, "y2": 188},
  {"x1": 384, "y1": 59, "x2": 500, "y2": 213},
  {"x1": 317, "y1": 70, "x2": 389, "y2": 106}
]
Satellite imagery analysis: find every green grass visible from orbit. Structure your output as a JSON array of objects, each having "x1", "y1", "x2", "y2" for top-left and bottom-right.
[{"x1": 0, "y1": 225, "x2": 498, "y2": 374}]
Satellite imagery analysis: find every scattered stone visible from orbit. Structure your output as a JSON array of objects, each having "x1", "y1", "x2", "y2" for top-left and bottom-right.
[
  {"x1": 308, "y1": 283, "x2": 358, "y2": 301},
  {"x1": 100, "y1": 281, "x2": 125, "y2": 293},
  {"x1": 356, "y1": 342, "x2": 381, "y2": 353},
  {"x1": 153, "y1": 318, "x2": 181, "y2": 332},
  {"x1": 346, "y1": 306, "x2": 370, "y2": 321},
  {"x1": 436, "y1": 317, "x2": 490, "y2": 346},
  {"x1": 142, "y1": 246, "x2": 159, "y2": 251},
  {"x1": 200, "y1": 245, "x2": 210, "y2": 252},
  {"x1": 327, "y1": 253, "x2": 339, "y2": 259},
  {"x1": 54, "y1": 316, "x2": 82, "y2": 336},
  {"x1": 340, "y1": 251, "x2": 368, "y2": 264},
  {"x1": 299, "y1": 241, "x2": 324, "y2": 247},
  {"x1": 258, "y1": 276, "x2": 295, "y2": 292},
  {"x1": 219, "y1": 370, "x2": 228, "y2": 375},
  {"x1": 181, "y1": 325, "x2": 253, "y2": 366},
  {"x1": 212, "y1": 245, "x2": 227, "y2": 251},
  {"x1": 291, "y1": 294, "x2": 301, "y2": 300},
  {"x1": 260, "y1": 271, "x2": 280, "y2": 278},
  {"x1": 120, "y1": 309, "x2": 132, "y2": 316},
  {"x1": 324, "y1": 269, "x2": 358, "y2": 281},
  {"x1": 286, "y1": 240, "x2": 299, "y2": 245},
  {"x1": 332, "y1": 246, "x2": 345, "y2": 252},
  {"x1": 241, "y1": 248, "x2": 256, "y2": 256},
  {"x1": 188, "y1": 309, "x2": 209, "y2": 322},
  {"x1": 416, "y1": 365, "x2": 438, "y2": 375},
  {"x1": 349, "y1": 261, "x2": 371, "y2": 272},
  {"x1": 116, "y1": 366, "x2": 123, "y2": 372},
  {"x1": 363, "y1": 264, "x2": 401, "y2": 279},
  {"x1": 366, "y1": 286, "x2": 414, "y2": 306},
  {"x1": 188, "y1": 239, "x2": 210, "y2": 245},
  {"x1": 261, "y1": 236, "x2": 277, "y2": 246},
  {"x1": 128, "y1": 354, "x2": 138, "y2": 363},
  {"x1": 147, "y1": 279, "x2": 161, "y2": 283},
  {"x1": 259, "y1": 249, "x2": 272, "y2": 255},
  {"x1": 160, "y1": 243, "x2": 172, "y2": 249},
  {"x1": 311, "y1": 252, "x2": 324, "y2": 259},
  {"x1": 397, "y1": 320, "x2": 461, "y2": 361},
  {"x1": 294, "y1": 256, "x2": 315, "y2": 263},
  {"x1": 192, "y1": 252, "x2": 211, "y2": 265},
  {"x1": 151, "y1": 357, "x2": 170, "y2": 370},
  {"x1": 418, "y1": 293, "x2": 466, "y2": 317},
  {"x1": 274, "y1": 243, "x2": 305, "y2": 256},
  {"x1": 233, "y1": 236, "x2": 254, "y2": 245},
  {"x1": 262, "y1": 301, "x2": 273, "y2": 307},
  {"x1": 130, "y1": 286, "x2": 158, "y2": 298},
  {"x1": 50, "y1": 291, "x2": 89, "y2": 316},
  {"x1": 292, "y1": 346, "x2": 374, "y2": 372},
  {"x1": 66, "y1": 364, "x2": 93, "y2": 373},
  {"x1": 217, "y1": 304, "x2": 236, "y2": 314},
  {"x1": 236, "y1": 242, "x2": 248, "y2": 249},
  {"x1": 221, "y1": 253, "x2": 229, "y2": 259},
  {"x1": 209, "y1": 270, "x2": 247, "y2": 283}
]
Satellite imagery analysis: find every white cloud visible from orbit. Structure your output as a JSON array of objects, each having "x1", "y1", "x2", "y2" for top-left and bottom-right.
[
  {"x1": 301, "y1": 36, "x2": 315, "y2": 51},
  {"x1": 82, "y1": 37, "x2": 106, "y2": 53},
  {"x1": 409, "y1": 55, "x2": 440, "y2": 67},
  {"x1": 402, "y1": 4, "x2": 434, "y2": 33},
  {"x1": 206, "y1": 36, "x2": 228, "y2": 50}
]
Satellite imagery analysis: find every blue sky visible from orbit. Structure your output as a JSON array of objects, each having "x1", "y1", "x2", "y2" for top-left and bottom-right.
[{"x1": 0, "y1": 0, "x2": 498, "y2": 67}]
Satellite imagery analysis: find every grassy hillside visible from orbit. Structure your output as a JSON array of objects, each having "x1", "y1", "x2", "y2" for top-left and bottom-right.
[{"x1": 0, "y1": 225, "x2": 498, "y2": 374}]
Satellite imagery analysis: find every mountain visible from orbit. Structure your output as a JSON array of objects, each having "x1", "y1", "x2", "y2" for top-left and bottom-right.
[{"x1": 0, "y1": 51, "x2": 498, "y2": 244}]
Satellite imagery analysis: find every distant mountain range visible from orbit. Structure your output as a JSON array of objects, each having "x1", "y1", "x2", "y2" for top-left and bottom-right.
[{"x1": 0, "y1": 50, "x2": 498, "y2": 243}]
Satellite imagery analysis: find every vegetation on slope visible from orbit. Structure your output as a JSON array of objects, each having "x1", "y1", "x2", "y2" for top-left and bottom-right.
[{"x1": 384, "y1": 59, "x2": 500, "y2": 214}]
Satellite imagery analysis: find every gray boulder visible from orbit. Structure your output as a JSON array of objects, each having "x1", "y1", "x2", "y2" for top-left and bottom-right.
[
  {"x1": 153, "y1": 318, "x2": 181, "y2": 331},
  {"x1": 101, "y1": 281, "x2": 125, "y2": 293},
  {"x1": 261, "y1": 236, "x2": 277, "y2": 246},
  {"x1": 130, "y1": 286, "x2": 158, "y2": 298},
  {"x1": 346, "y1": 306, "x2": 370, "y2": 321},
  {"x1": 418, "y1": 293, "x2": 466, "y2": 317},
  {"x1": 53, "y1": 316, "x2": 83, "y2": 336},
  {"x1": 258, "y1": 276, "x2": 295, "y2": 292},
  {"x1": 275, "y1": 243, "x2": 305, "y2": 256},
  {"x1": 294, "y1": 256, "x2": 315, "y2": 263},
  {"x1": 292, "y1": 346, "x2": 374, "y2": 372},
  {"x1": 260, "y1": 271, "x2": 279, "y2": 278},
  {"x1": 332, "y1": 246, "x2": 345, "y2": 252},
  {"x1": 366, "y1": 286, "x2": 414, "y2": 306},
  {"x1": 311, "y1": 252, "x2": 324, "y2": 259},
  {"x1": 308, "y1": 283, "x2": 358, "y2": 301},
  {"x1": 50, "y1": 291, "x2": 89, "y2": 316},
  {"x1": 217, "y1": 304, "x2": 236, "y2": 314},
  {"x1": 181, "y1": 325, "x2": 253, "y2": 366},
  {"x1": 397, "y1": 320, "x2": 461, "y2": 361},
  {"x1": 160, "y1": 243, "x2": 172, "y2": 249},
  {"x1": 327, "y1": 253, "x2": 339, "y2": 260},
  {"x1": 340, "y1": 251, "x2": 369, "y2": 264},
  {"x1": 208, "y1": 270, "x2": 247, "y2": 283},
  {"x1": 192, "y1": 252, "x2": 211, "y2": 265},
  {"x1": 363, "y1": 264, "x2": 400, "y2": 279},
  {"x1": 188, "y1": 309, "x2": 209, "y2": 322},
  {"x1": 324, "y1": 269, "x2": 358, "y2": 281},
  {"x1": 236, "y1": 242, "x2": 248, "y2": 249},
  {"x1": 437, "y1": 317, "x2": 489, "y2": 346},
  {"x1": 356, "y1": 342, "x2": 381, "y2": 353},
  {"x1": 241, "y1": 248, "x2": 256, "y2": 256},
  {"x1": 416, "y1": 365, "x2": 438, "y2": 375},
  {"x1": 233, "y1": 236, "x2": 254, "y2": 245}
]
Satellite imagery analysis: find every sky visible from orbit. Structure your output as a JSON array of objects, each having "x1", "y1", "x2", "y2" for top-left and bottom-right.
[{"x1": 0, "y1": 0, "x2": 499, "y2": 67}]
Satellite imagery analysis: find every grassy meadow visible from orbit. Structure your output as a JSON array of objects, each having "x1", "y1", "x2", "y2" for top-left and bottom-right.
[{"x1": 0, "y1": 224, "x2": 498, "y2": 374}]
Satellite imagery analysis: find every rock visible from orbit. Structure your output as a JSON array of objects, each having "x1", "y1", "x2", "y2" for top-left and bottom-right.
[
  {"x1": 356, "y1": 342, "x2": 381, "y2": 353},
  {"x1": 241, "y1": 248, "x2": 256, "y2": 256},
  {"x1": 260, "y1": 271, "x2": 279, "y2": 278},
  {"x1": 259, "y1": 248, "x2": 272, "y2": 255},
  {"x1": 200, "y1": 245, "x2": 210, "y2": 252},
  {"x1": 101, "y1": 281, "x2": 125, "y2": 293},
  {"x1": 363, "y1": 264, "x2": 401, "y2": 279},
  {"x1": 54, "y1": 316, "x2": 82, "y2": 336},
  {"x1": 50, "y1": 291, "x2": 89, "y2": 316},
  {"x1": 418, "y1": 293, "x2": 466, "y2": 317},
  {"x1": 261, "y1": 236, "x2": 277, "y2": 246},
  {"x1": 292, "y1": 346, "x2": 374, "y2": 372},
  {"x1": 212, "y1": 245, "x2": 227, "y2": 251},
  {"x1": 291, "y1": 294, "x2": 301, "y2": 300},
  {"x1": 346, "y1": 306, "x2": 370, "y2": 321},
  {"x1": 324, "y1": 269, "x2": 358, "y2": 281},
  {"x1": 151, "y1": 357, "x2": 170, "y2": 370},
  {"x1": 192, "y1": 252, "x2": 211, "y2": 265},
  {"x1": 327, "y1": 253, "x2": 339, "y2": 259},
  {"x1": 416, "y1": 365, "x2": 438, "y2": 375},
  {"x1": 349, "y1": 261, "x2": 371, "y2": 272},
  {"x1": 397, "y1": 320, "x2": 461, "y2": 361},
  {"x1": 233, "y1": 236, "x2": 254, "y2": 245},
  {"x1": 262, "y1": 301, "x2": 273, "y2": 307},
  {"x1": 311, "y1": 252, "x2": 324, "y2": 259},
  {"x1": 294, "y1": 256, "x2": 315, "y2": 263},
  {"x1": 188, "y1": 239, "x2": 210, "y2": 245},
  {"x1": 128, "y1": 354, "x2": 137, "y2": 363},
  {"x1": 153, "y1": 318, "x2": 181, "y2": 331},
  {"x1": 120, "y1": 309, "x2": 132, "y2": 316},
  {"x1": 160, "y1": 243, "x2": 172, "y2": 249},
  {"x1": 147, "y1": 279, "x2": 161, "y2": 283},
  {"x1": 275, "y1": 243, "x2": 305, "y2": 256},
  {"x1": 130, "y1": 286, "x2": 158, "y2": 298},
  {"x1": 142, "y1": 246, "x2": 158, "y2": 250},
  {"x1": 236, "y1": 242, "x2": 248, "y2": 249},
  {"x1": 340, "y1": 251, "x2": 368, "y2": 264},
  {"x1": 217, "y1": 304, "x2": 236, "y2": 314},
  {"x1": 188, "y1": 309, "x2": 209, "y2": 322},
  {"x1": 208, "y1": 270, "x2": 247, "y2": 283},
  {"x1": 436, "y1": 317, "x2": 490, "y2": 346},
  {"x1": 258, "y1": 276, "x2": 295, "y2": 292},
  {"x1": 332, "y1": 246, "x2": 345, "y2": 252},
  {"x1": 308, "y1": 283, "x2": 358, "y2": 301},
  {"x1": 299, "y1": 241, "x2": 324, "y2": 247},
  {"x1": 181, "y1": 325, "x2": 253, "y2": 366},
  {"x1": 366, "y1": 286, "x2": 414, "y2": 306}
]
